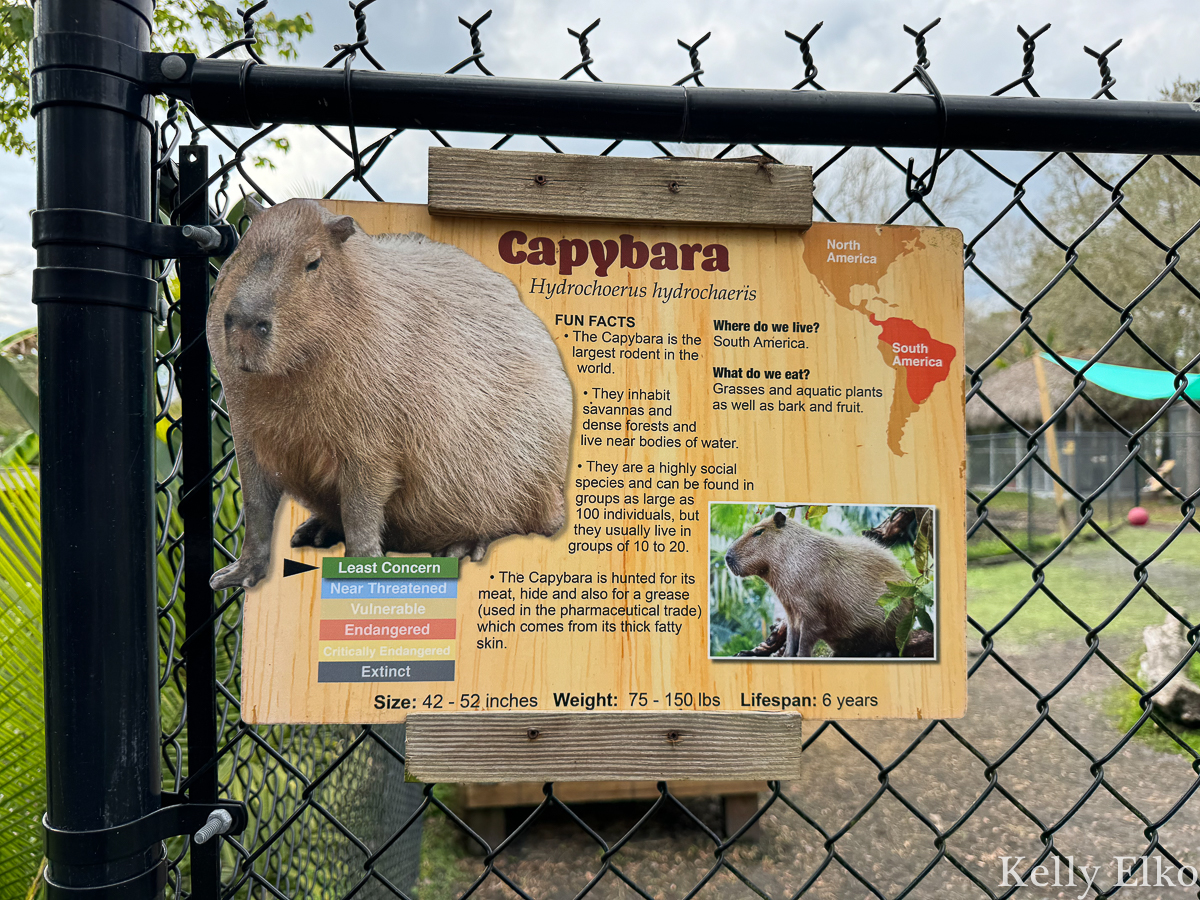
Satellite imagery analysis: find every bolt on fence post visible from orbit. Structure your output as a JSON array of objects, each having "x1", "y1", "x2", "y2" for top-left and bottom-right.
[{"x1": 33, "y1": 0, "x2": 162, "y2": 896}]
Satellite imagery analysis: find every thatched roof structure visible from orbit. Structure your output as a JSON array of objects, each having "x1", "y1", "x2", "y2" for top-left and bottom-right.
[{"x1": 966, "y1": 356, "x2": 1163, "y2": 432}]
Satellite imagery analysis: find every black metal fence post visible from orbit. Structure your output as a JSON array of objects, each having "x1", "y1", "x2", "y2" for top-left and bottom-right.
[
  {"x1": 32, "y1": 0, "x2": 162, "y2": 895},
  {"x1": 177, "y1": 144, "x2": 220, "y2": 898}
]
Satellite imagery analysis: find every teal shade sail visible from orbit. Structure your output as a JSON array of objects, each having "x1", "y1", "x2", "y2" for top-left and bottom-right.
[{"x1": 1046, "y1": 354, "x2": 1200, "y2": 401}]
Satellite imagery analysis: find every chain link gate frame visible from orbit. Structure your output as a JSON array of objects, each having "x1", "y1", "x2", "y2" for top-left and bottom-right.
[{"x1": 31, "y1": 0, "x2": 1200, "y2": 897}]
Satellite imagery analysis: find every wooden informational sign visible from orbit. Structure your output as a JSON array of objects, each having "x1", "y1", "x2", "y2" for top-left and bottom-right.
[{"x1": 236, "y1": 199, "x2": 966, "y2": 728}]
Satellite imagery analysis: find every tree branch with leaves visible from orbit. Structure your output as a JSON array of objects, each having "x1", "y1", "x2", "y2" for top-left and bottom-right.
[{"x1": 0, "y1": 0, "x2": 312, "y2": 157}]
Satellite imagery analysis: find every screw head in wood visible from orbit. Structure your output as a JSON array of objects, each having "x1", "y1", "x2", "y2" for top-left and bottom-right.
[
  {"x1": 666, "y1": 730, "x2": 681, "y2": 743},
  {"x1": 527, "y1": 727, "x2": 540, "y2": 740},
  {"x1": 668, "y1": 181, "x2": 681, "y2": 193},
  {"x1": 534, "y1": 174, "x2": 548, "y2": 185}
]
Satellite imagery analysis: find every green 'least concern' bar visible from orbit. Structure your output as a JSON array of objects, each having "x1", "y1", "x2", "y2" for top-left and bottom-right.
[{"x1": 321, "y1": 557, "x2": 459, "y2": 579}]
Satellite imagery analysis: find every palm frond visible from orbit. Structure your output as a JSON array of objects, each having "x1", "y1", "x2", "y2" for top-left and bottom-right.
[{"x1": 0, "y1": 455, "x2": 42, "y2": 899}]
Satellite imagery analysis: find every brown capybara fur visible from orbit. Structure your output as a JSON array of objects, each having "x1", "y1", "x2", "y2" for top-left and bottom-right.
[
  {"x1": 725, "y1": 511, "x2": 932, "y2": 658},
  {"x1": 208, "y1": 198, "x2": 572, "y2": 590}
]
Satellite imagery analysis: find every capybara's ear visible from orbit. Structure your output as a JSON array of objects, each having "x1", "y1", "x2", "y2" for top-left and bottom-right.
[
  {"x1": 328, "y1": 215, "x2": 356, "y2": 243},
  {"x1": 243, "y1": 195, "x2": 265, "y2": 218},
  {"x1": 774, "y1": 511, "x2": 787, "y2": 528}
]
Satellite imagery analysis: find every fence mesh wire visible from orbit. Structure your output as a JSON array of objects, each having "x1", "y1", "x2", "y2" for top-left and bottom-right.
[{"x1": 150, "y1": 6, "x2": 1200, "y2": 898}]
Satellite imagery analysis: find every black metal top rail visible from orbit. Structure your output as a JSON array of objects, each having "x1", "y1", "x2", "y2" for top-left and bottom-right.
[{"x1": 150, "y1": 55, "x2": 1200, "y2": 155}]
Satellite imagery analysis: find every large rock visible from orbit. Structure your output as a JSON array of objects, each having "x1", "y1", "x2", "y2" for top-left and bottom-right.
[{"x1": 1140, "y1": 612, "x2": 1200, "y2": 727}]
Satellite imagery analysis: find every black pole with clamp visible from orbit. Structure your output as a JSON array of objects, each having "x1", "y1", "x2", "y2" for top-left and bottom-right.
[{"x1": 32, "y1": 1, "x2": 241, "y2": 895}]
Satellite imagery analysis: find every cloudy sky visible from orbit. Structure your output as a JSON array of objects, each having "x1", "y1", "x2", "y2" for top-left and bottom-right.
[{"x1": 2, "y1": 0, "x2": 1197, "y2": 331}]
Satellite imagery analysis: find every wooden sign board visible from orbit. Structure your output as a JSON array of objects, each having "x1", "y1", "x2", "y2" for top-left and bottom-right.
[{"x1": 240, "y1": 202, "x2": 966, "y2": 734}]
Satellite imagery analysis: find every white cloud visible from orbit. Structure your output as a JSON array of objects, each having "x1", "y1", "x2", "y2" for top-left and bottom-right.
[{"x1": 3, "y1": 0, "x2": 1197, "y2": 330}]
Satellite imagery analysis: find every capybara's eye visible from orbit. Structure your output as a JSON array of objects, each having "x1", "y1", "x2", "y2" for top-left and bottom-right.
[
  {"x1": 306, "y1": 257, "x2": 321, "y2": 272},
  {"x1": 753, "y1": 529, "x2": 764, "y2": 537}
]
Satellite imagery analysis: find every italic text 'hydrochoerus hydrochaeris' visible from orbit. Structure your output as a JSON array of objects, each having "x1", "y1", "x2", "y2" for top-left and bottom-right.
[
  {"x1": 725, "y1": 511, "x2": 931, "y2": 658},
  {"x1": 208, "y1": 198, "x2": 572, "y2": 590}
]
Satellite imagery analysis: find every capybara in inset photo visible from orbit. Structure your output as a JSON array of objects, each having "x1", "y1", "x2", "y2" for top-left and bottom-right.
[
  {"x1": 208, "y1": 198, "x2": 572, "y2": 589},
  {"x1": 725, "y1": 511, "x2": 930, "y2": 658}
]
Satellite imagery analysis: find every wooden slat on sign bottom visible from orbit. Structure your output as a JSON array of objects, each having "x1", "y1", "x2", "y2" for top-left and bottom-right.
[
  {"x1": 457, "y1": 780, "x2": 768, "y2": 808},
  {"x1": 404, "y1": 712, "x2": 802, "y2": 782}
]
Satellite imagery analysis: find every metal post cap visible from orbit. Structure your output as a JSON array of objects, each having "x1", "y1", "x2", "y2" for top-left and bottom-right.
[{"x1": 161, "y1": 55, "x2": 187, "y2": 80}]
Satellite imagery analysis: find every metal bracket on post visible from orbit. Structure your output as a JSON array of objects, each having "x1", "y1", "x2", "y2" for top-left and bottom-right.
[
  {"x1": 31, "y1": 210, "x2": 236, "y2": 318},
  {"x1": 43, "y1": 800, "x2": 247, "y2": 866},
  {"x1": 42, "y1": 799, "x2": 247, "y2": 898},
  {"x1": 32, "y1": 209, "x2": 238, "y2": 260}
]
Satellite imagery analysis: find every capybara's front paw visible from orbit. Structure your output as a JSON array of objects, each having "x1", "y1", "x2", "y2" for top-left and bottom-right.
[
  {"x1": 291, "y1": 516, "x2": 345, "y2": 549},
  {"x1": 434, "y1": 540, "x2": 473, "y2": 560},
  {"x1": 433, "y1": 539, "x2": 490, "y2": 561},
  {"x1": 210, "y1": 556, "x2": 270, "y2": 590}
]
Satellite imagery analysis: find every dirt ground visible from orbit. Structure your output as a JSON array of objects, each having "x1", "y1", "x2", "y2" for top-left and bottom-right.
[
  {"x1": 416, "y1": 632, "x2": 1200, "y2": 899},
  {"x1": 418, "y1": 525, "x2": 1200, "y2": 899}
]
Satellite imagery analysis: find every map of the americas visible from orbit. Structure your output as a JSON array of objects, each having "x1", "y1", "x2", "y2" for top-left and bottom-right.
[{"x1": 802, "y1": 225, "x2": 956, "y2": 456}]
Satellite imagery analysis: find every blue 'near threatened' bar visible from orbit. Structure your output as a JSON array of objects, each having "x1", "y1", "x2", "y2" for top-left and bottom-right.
[
  {"x1": 318, "y1": 661, "x2": 456, "y2": 682},
  {"x1": 321, "y1": 557, "x2": 459, "y2": 579},
  {"x1": 322, "y1": 579, "x2": 458, "y2": 599}
]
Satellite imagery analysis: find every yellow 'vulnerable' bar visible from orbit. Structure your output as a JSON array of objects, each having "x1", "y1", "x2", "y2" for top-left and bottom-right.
[{"x1": 320, "y1": 598, "x2": 458, "y2": 619}]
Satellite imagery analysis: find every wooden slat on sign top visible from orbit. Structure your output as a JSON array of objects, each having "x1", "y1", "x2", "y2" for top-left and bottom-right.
[
  {"x1": 404, "y1": 712, "x2": 802, "y2": 782},
  {"x1": 427, "y1": 148, "x2": 813, "y2": 227}
]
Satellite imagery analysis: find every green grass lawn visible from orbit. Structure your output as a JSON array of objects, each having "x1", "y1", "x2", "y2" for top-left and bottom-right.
[
  {"x1": 969, "y1": 524, "x2": 1200, "y2": 758},
  {"x1": 1110, "y1": 652, "x2": 1200, "y2": 759},
  {"x1": 967, "y1": 524, "x2": 1200, "y2": 646}
]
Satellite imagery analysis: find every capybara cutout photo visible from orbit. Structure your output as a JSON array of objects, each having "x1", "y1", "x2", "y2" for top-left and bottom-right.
[
  {"x1": 709, "y1": 503, "x2": 936, "y2": 659},
  {"x1": 207, "y1": 198, "x2": 573, "y2": 590}
]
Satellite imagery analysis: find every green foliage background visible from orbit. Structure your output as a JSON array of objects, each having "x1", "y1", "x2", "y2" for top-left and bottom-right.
[
  {"x1": 708, "y1": 503, "x2": 780, "y2": 656},
  {"x1": 0, "y1": 450, "x2": 41, "y2": 900},
  {"x1": 0, "y1": 1, "x2": 312, "y2": 157},
  {"x1": 966, "y1": 79, "x2": 1200, "y2": 375}
]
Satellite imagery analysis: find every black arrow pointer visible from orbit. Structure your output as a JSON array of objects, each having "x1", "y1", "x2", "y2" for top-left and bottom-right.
[{"x1": 283, "y1": 559, "x2": 318, "y2": 578}]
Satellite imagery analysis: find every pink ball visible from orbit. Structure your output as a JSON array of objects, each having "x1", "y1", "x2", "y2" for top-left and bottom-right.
[{"x1": 1128, "y1": 507, "x2": 1149, "y2": 526}]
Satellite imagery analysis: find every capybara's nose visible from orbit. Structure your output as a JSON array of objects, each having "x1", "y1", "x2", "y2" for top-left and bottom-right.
[
  {"x1": 224, "y1": 308, "x2": 271, "y2": 340},
  {"x1": 725, "y1": 551, "x2": 737, "y2": 572}
]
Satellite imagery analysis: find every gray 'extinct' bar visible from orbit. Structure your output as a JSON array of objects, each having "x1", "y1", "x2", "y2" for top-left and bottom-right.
[
  {"x1": 182, "y1": 60, "x2": 1200, "y2": 155},
  {"x1": 318, "y1": 661, "x2": 455, "y2": 682},
  {"x1": 404, "y1": 712, "x2": 803, "y2": 782}
]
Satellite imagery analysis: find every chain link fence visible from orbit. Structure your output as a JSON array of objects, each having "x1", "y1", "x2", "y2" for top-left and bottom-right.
[{"x1": 149, "y1": 5, "x2": 1200, "y2": 898}]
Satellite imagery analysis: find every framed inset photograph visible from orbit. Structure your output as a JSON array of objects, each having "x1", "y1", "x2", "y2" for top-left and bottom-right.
[{"x1": 709, "y1": 503, "x2": 937, "y2": 661}]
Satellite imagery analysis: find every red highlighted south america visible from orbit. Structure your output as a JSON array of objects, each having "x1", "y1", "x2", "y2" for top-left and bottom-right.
[
  {"x1": 802, "y1": 224, "x2": 958, "y2": 455},
  {"x1": 868, "y1": 315, "x2": 957, "y2": 404}
]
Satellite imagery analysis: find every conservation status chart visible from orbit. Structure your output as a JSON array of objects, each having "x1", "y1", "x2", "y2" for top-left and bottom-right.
[{"x1": 317, "y1": 556, "x2": 459, "y2": 683}]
